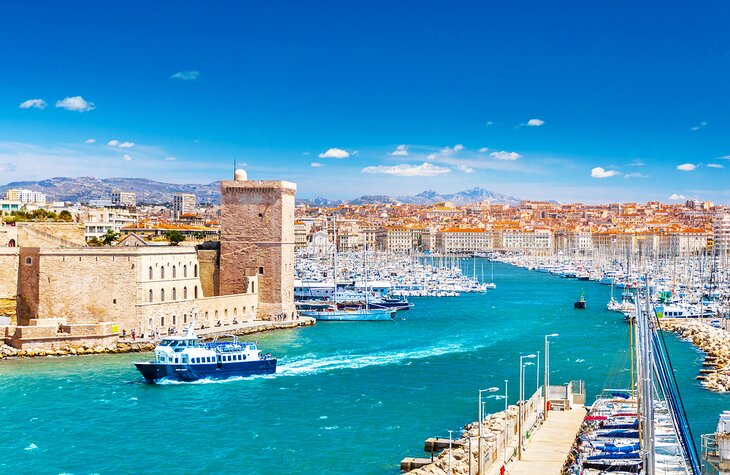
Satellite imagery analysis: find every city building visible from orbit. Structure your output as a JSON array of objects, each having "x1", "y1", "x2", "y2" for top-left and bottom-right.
[
  {"x1": 4, "y1": 189, "x2": 46, "y2": 204},
  {"x1": 82, "y1": 207, "x2": 139, "y2": 241},
  {"x1": 111, "y1": 191, "x2": 136, "y2": 207},
  {"x1": 173, "y1": 193, "x2": 197, "y2": 219},
  {"x1": 435, "y1": 228, "x2": 492, "y2": 254},
  {"x1": 714, "y1": 213, "x2": 730, "y2": 257}
]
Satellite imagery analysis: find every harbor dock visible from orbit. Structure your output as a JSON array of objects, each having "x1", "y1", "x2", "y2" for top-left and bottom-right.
[
  {"x1": 401, "y1": 381, "x2": 585, "y2": 474},
  {"x1": 491, "y1": 406, "x2": 584, "y2": 475}
]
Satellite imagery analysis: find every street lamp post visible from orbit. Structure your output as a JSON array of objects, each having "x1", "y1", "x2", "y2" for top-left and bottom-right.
[
  {"x1": 448, "y1": 429, "x2": 453, "y2": 474},
  {"x1": 518, "y1": 354, "x2": 536, "y2": 461},
  {"x1": 504, "y1": 379, "x2": 508, "y2": 411},
  {"x1": 536, "y1": 350, "x2": 540, "y2": 403},
  {"x1": 544, "y1": 333, "x2": 559, "y2": 420},
  {"x1": 478, "y1": 387, "x2": 499, "y2": 474}
]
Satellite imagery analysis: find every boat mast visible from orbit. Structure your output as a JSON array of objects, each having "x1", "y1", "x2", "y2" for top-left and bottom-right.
[{"x1": 333, "y1": 215, "x2": 338, "y2": 306}]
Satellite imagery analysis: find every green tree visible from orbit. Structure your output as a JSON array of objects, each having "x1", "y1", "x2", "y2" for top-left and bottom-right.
[
  {"x1": 58, "y1": 210, "x2": 74, "y2": 222},
  {"x1": 164, "y1": 230, "x2": 186, "y2": 246},
  {"x1": 87, "y1": 237, "x2": 102, "y2": 247},
  {"x1": 101, "y1": 229, "x2": 120, "y2": 246},
  {"x1": 192, "y1": 231, "x2": 206, "y2": 241}
]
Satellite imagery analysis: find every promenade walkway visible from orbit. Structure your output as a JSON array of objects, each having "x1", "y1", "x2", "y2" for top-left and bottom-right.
[{"x1": 501, "y1": 407, "x2": 584, "y2": 475}]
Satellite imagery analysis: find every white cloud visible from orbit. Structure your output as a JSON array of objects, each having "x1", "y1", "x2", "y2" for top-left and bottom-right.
[
  {"x1": 677, "y1": 163, "x2": 697, "y2": 171},
  {"x1": 362, "y1": 162, "x2": 450, "y2": 177},
  {"x1": 624, "y1": 172, "x2": 648, "y2": 179},
  {"x1": 720, "y1": 155, "x2": 730, "y2": 160},
  {"x1": 164, "y1": 156, "x2": 176, "y2": 161},
  {"x1": 707, "y1": 163, "x2": 724, "y2": 169},
  {"x1": 591, "y1": 166, "x2": 619, "y2": 178},
  {"x1": 310, "y1": 162, "x2": 323, "y2": 167},
  {"x1": 427, "y1": 144, "x2": 464, "y2": 160},
  {"x1": 668, "y1": 193, "x2": 686, "y2": 200},
  {"x1": 691, "y1": 121, "x2": 707, "y2": 131},
  {"x1": 19, "y1": 99, "x2": 47, "y2": 109},
  {"x1": 457, "y1": 165, "x2": 474, "y2": 174},
  {"x1": 107, "y1": 140, "x2": 120, "y2": 147},
  {"x1": 318, "y1": 148, "x2": 350, "y2": 159},
  {"x1": 85, "y1": 138, "x2": 96, "y2": 144},
  {"x1": 0, "y1": 162, "x2": 17, "y2": 172},
  {"x1": 55, "y1": 96, "x2": 95, "y2": 112},
  {"x1": 118, "y1": 141, "x2": 135, "y2": 148},
  {"x1": 526, "y1": 118, "x2": 545, "y2": 127},
  {"x1": 484, "y1": 121, "x2": 494, "y2": 127},
  {"x1": 390, "y1": 144, "x2": 409, "y2": 156},
  {"x1": 123, "y1": 154, "x2": 132, "y2": 161},
  {"x1": 478, "y1": 147, "x2": 489, "y2": 153},
  {"x1": 490, "y1": 151, "x2": 521, "y2": 161},
  {"x1": 171, "y1": 70, "x2": 200, "y2": 81},
  {"x1": 302, "y1": 151, "x2": 311, "y2": 156}
]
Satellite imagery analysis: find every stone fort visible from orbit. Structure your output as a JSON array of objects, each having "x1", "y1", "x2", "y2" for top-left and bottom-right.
[{"x1": 0, "y1": 170, "x2": 296, "y2": 350}]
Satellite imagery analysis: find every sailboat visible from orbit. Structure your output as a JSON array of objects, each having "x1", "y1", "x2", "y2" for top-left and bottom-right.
[
  {"x1": 485, "y1": 259, "x2": 496, "y2": 290},
  {"x1": 299, "y1": 218, "x2": 395, "y2": 322}
]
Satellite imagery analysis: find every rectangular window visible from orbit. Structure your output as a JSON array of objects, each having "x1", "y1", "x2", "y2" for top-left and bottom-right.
[{"x1": 258, "y1": 266, "x2": 264, "y2": 275}]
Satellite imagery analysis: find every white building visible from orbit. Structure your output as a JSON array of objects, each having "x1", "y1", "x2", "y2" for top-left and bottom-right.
[
  {"x1": 714, "y1": 213, "x2": 730, "y2": 256},
  {"x1": 112, "y1": 191, "x2": 136, "y2": 207},
  {"x1": 82, "y1": 207, "x2": 139, "y2": 241},
  {"x1": 4, "y1": 189, "x2": 46, "y2": 204},
  {"x1": 435, "y1": 228, "x2": 492, "y2": 254},
  {"x1": 173, "y1": 193, "x2": 197, "y2": 219}
]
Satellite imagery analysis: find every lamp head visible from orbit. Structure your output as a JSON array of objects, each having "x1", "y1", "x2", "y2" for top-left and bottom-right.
[
  {"x1": 524, "y1": 354, "x2": 536, "y2": 358},
  {"x1": 547, "y1": 333, "x2": 559, "y2": 337}
]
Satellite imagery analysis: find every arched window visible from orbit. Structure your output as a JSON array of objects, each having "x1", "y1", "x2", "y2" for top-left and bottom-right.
[
  {"x1": 172, "y1": 266, "x2": 176, "y2": 278},
  {"x1": 183, "y1": 287, "x2": 188, "y2": 299},
  {"x1": 233, "y1": 308, "x2": 237, "y2": 317},
  {"x1": 149, "y1": 266, "x2": 153, "y2": 280},
  {"x1": 161, "y1": 267, "x2": 165, "y2": 279},
  {"x1": 161, "y1": 289, "x2": 165, "y2": 302},
  {"x1": 252, "y1": 282, "x2": 255, "y2": 293},
  {"x1": 7, "y1": 239, "x2": 15, "y2": 247},
  {"x1": 194, "y1": 264, "x2": 198, "y2": 277},
  {"x1": 172, "y1": 288, "x2": 177, "y2": 300},
  {"x1": 194, "y1": 286, "x2": 198, "y2": 299},
  {"x1": 224, "y1": 309, "x2": 228, "y2": 318},
  {"x1": 173, "y1": 315, "x2": 176, "y2": 325},
  {"x1": 183, "y1": 265, "x2": 187, "y2": 277},
  {"x1": 149, "y1": 289, "x2": 153, "y2": 302}
]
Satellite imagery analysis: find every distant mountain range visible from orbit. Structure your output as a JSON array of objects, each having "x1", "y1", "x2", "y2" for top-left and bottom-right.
[
  {"x1": 0, "y1": 177, "x2": 221, "y2": 204},
  {"x1": 0, "y1": 177, "x2": 521, "y2": 207},
  {"x1": 299, "y1": 187, "x2": 522, "y2": 206}
]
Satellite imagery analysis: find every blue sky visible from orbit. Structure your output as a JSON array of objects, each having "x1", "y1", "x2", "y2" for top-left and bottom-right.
[{"x1": 1, "y1": 1, "x2": 730, "y2": 203}]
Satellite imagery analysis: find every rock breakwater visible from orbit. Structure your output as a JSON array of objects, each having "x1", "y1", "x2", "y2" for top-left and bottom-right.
[
  {"x1": 659, "y1": 319, "x2": 730, "y2": 392},
  {"x1": 407, "y1": 406, "x2": 518, "y2": 474}
]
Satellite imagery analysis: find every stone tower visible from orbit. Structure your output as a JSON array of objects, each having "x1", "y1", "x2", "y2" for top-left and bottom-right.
[{"x1": 219, "y1": 169, "x2": 296, "y2": 319}]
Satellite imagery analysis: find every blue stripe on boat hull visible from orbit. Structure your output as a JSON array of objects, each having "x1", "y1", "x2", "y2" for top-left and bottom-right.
[{"x1": 135, "y1": 359, "x2": 277, "y2": 383}]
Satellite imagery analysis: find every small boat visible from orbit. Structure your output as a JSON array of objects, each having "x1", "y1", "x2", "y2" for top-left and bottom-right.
[
  {"x1": 299, "y1": 306, "x2": 396, "y2": 321},
  {"x1": 134, "y1": 324, "x2": 276, "y2": 383},
  {"x1": 574, "y1": 290, "x2": 587, "y2": 309}
]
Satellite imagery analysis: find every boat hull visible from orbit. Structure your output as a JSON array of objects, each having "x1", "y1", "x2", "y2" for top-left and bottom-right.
[
  {"x1": 300, "y1": 310, "x2": 395, "y2": 321},
  {"x1": 134, "y1": 359, "x2": 277, "y2": 383}
]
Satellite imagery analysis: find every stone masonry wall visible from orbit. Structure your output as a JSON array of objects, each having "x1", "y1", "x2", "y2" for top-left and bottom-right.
[
  {"x1": 16, "y1": 222, "x2": 86, "y2": 247},
  {"x1": 219, "y1": 179, "x2": 296, "y2": 319},
  {"x1": 197, "y1": 249, "x2": 220, "y2": 297},
  {"x1": 19, "y1": 249, "x2": 138, "y2": 328},
  {"x1": 0, "y1": 248, "x2": 19, "y2": 299}
]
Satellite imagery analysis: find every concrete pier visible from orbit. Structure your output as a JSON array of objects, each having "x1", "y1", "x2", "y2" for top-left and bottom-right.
[{"x1": 489, "y1": 406, "x2": 585, "y2": 475}]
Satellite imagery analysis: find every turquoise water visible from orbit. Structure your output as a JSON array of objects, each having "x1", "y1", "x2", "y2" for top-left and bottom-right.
[{"x1": 1, "y1": 261, "x2": 727, "y2": 474}]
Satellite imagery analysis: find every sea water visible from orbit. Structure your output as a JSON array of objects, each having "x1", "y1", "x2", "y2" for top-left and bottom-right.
[{"x1": 0, "y1": 261, "x2": 726, "y2": 474}]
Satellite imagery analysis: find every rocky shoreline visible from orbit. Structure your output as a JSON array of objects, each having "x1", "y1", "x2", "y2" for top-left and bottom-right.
[
  {"x1": 0, "y1": 317, "x2": 315, "y2": 360},
  {"x1": 659, "y1": 318, "x2": 730, "y2": 392},
  {"x1": 406, "y1": 406, "x2": 518, "y2": 474}
]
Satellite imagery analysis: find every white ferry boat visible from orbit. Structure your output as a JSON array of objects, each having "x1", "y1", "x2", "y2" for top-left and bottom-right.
[{"x1": 134, "y1": 324, "x2": 276, "y2": 383}]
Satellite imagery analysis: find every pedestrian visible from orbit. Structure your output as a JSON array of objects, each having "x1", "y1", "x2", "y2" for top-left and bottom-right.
[
  {"x1": 131, "y1": 329, "x2": 136, "y2": 340},
  {"x1": 122, "y1": 329, "x2": 127, "y2": 338}
]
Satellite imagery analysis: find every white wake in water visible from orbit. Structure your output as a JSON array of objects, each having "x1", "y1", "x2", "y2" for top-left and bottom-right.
[{"x1": 155, "y1": 342, "x2": 482, "y2": 385}]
